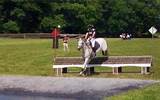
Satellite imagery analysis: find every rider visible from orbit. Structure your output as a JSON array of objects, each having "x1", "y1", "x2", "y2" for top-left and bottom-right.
[{"x1": 85, "y1": 24, "x2": 96, "y2": 53}]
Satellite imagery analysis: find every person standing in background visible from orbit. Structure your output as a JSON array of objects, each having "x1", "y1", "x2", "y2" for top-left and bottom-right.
[
  {"x1": 51, "y1": 26, "x2": 60, "y2": 48},
  {"x1": 63, "y1": 35, "x2": 69, "y2": 52}
]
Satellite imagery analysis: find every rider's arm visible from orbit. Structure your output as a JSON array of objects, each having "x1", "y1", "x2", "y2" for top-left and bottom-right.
[
  {"x1": 85, "y1": 32, "x2": 88, "y2": 40},
  {"x1": 92, "y1": 31, "x2": 95, "y2": 38}
]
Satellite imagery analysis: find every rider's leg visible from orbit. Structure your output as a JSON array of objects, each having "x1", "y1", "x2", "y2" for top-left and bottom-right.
[
  {"x1": 90, "y1": 38, "x2": 95, "y2": 47},
  {"x1": 90, "y1": 38, "x2": 96, "y2": 53}
]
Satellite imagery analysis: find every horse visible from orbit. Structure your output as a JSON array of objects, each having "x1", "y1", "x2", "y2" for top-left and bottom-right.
[{"x1": 77, "y1": 37, "x2": 108, "y2": 75}]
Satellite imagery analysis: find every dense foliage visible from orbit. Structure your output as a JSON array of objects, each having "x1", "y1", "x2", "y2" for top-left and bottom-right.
[{"x1": 0, "y1": 0, "x2": 160, "y2": 37}]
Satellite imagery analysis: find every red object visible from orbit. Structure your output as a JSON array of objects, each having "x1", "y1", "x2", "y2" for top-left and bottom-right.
[{"x1": 51, "y1": 28, "x2": 60, "y2": 38}]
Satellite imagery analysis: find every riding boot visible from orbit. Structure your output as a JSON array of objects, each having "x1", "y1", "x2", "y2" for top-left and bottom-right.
[{"x1": 92, "y1": 47, "x2": 96, "y2": 57}]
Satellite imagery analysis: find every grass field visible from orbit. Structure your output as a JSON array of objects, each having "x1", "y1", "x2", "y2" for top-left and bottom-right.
[
  {"x1": 0, "y1": 38, "x2": 160, "y2": 79},
  {"x1": 106, "y1": 83, "x2": 160, "y2": 100},
  {"x1": 0, "y1": 38, "x2": 160, "y2": 99}
]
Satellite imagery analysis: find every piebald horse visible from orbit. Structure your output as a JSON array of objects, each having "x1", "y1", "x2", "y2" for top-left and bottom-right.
[{"x1": 77, "y1": 37, "x2": 108, "y2": 75}]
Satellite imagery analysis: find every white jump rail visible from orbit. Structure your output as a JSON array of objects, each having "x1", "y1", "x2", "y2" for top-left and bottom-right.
[{"x1": 53, "y1": 56, "x2": 152, "y2": 76}]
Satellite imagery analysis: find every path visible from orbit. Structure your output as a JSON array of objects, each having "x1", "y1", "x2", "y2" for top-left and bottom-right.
[{"x1": 0, "y1": 76, "x2": 158, "y2": 100}]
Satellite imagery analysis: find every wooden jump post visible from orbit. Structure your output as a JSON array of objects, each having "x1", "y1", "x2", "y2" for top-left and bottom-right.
[{"x1": 53, "y1": 56, "x2": 152, "y2": 76}]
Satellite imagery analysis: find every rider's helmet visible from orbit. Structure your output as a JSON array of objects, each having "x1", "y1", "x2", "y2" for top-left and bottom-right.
[
  {"x1": 90, "y1": 25, "x2": 95, "y2": 33},
  {"x1": 91, "y1": 27, "x2": 95, "y2": 32},
  {"x1": 87, "y1": 24, "x2": 92, "y2": 32},
  {"x1": 87, "y1": 28, "x2": 91, "y2": 32}
]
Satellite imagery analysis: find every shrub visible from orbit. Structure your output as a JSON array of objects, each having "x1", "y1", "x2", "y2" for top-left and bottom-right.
[{"x1": 3, "y1": 21, "x2": 20, "y2": 33}]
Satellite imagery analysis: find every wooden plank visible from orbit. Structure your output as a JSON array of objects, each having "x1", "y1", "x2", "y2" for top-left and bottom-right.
[
  {"x1": 54, "y1": 56, "x2": 152, "y2": 65},
  {"x1": 53, "y1": 56, "x2": 152, "y2": 75}
]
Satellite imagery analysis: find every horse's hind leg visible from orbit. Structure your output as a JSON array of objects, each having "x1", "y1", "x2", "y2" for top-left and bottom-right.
[
  {"x1": 102, "y1": 50, "x2": 108, "y2": 56},
  {"x1": 102, "y1": 51, "x2": 105, "y2": 55}
]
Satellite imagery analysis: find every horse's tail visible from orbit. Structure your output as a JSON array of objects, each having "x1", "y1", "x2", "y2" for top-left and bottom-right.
[{"x1": 101, "y1": 38, "x2": 108, "y2": 56}]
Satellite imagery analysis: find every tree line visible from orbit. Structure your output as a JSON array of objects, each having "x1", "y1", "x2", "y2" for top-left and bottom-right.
[{"x1": 0, "y1": 0, "x2": 160, "y2": 37}]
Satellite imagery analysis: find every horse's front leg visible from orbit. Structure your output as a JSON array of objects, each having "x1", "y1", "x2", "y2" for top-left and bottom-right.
[
  {"x1": 80, "y1": 58, "x2": 90, "y2": 75},
  {"x1": 83, "y1": 57, "x2": 89, "y2": 68}
]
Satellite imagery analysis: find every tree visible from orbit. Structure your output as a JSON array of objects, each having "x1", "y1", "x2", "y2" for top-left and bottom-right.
[
  {"x1": 0, "y1": 0, "x2": 159, "y2": 37},
  {"x1": 40, "y1": 15, "x2": 66, "y2": 32},
  {"x1": 3, "y1": 20, "x2": 19, "y2": 33}
]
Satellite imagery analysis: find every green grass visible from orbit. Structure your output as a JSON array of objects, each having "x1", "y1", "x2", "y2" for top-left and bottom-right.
[
  {"x1": 0, "y1": 38, "x2": 160, "y2": 79},
  {"x1": 0, "y1": 39, "x2": 52, "y2": 76},
  {"x1": 106, "y1": 83, "x2": 160, "y2": 100},
  {"x1": 0, "y1": 38, "x2": 82, "y2": 76}
]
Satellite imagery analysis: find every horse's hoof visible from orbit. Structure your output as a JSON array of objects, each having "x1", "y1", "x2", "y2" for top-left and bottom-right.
[{"x1": 79, "y1": 71, "x2": 83, "y2": 75}]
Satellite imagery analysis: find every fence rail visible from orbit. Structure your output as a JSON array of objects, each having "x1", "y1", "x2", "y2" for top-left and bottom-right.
[{"x1": 0, "y1": 33, "x2": 82, "y2": 38}]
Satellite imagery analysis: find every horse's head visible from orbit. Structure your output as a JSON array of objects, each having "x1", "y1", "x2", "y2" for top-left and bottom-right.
[{"x1": 78, "y1": 37, "x2": 92, "y2": 51}]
